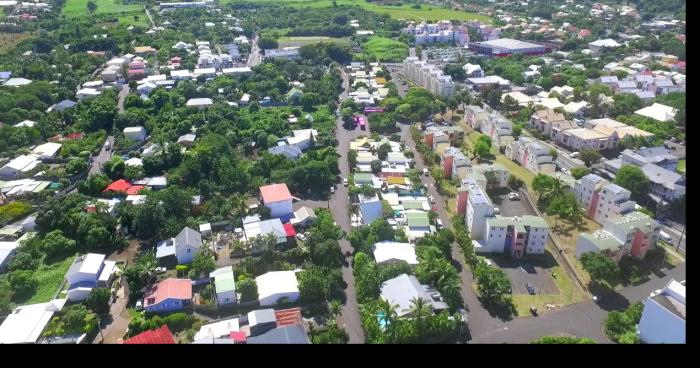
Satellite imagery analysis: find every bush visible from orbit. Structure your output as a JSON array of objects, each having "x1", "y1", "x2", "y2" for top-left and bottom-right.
[
  {"x1": 236, "y1": 277, "x2": 258, "y2": 303},
  {"x1": 0, "y1": 201, "x2": 33, "y2": 225},
  {"x1": 86, "y1": 288, "x2": 111, "y2": 315},
  {"x1": 8, "y1": 270, "x2": 38, "y2": 295},
  {"x1": 164, "y1": 312, "x2": 196, "y2": 333}
]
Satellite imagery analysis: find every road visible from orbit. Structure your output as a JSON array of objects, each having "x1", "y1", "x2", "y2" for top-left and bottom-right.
[
  {"x1": 89, "y1": 135, "x2": 114, "y2": 176},
  {"x1": 246, "y1": 35, "x2": 262, "y2": 67},
  {"x1": 331, "y1": 67, "x2": 365, "y2": 343},
  {"x1": 474, "y1": 262, "x2": 685, "y2": 343},
  {"x1": 661, "y1": 223, "x2": 686, "y2": 253},
  {"x1": 515, "y1": 123, "x2": 584, "y2": 170}
]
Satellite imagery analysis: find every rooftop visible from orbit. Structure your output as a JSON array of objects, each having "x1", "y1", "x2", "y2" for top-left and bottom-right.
[
  {"x1": 0, "y1": 299, "x2": 67, "y2": 344},
  {"x1": 123, "y1": 325, "x2": 176, "y2": 344},
  {"x1": 475, "y1": 38, "x2": 545, "y2": 50},
  {"x1": 255, "y1": 270, "x2": 299, "y2": 302},
  {"x1": 580, "y1": 230, "x2": 622, "y2": 251},
  {"x1": 260, "y1": 183, "x2": 293, "y2": 203},
  {"x1": 373, "y1": 241, "x2": 418, "y2": 265},
  {"x1": 144, "y1": 278, "x2": 192, "y2": 307}
]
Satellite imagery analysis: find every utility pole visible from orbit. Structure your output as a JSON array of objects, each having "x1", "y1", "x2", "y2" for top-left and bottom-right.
[{"x1": 676, "y1": 225, "x2": 685, "y2": 252}]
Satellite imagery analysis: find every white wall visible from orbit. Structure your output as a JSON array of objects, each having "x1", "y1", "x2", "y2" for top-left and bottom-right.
[
  {"x1": 176, "y1": 245, "x2": 197, "y2": 265},
  {"x1": 484, "y1": 225, "x2": 507, "y2": 253},
  {"x1": 217, "y1": 290, "x2": 237, "y2": 306},
  {"x1": 259, "y1": 291, "x2": 300, "y2": 307},
  {"x1": 638, "y1": 299, "x2": 686, "y2": 343},
  {"x1": 525, "y1": 227, "x2": 547, "y2": 254}
]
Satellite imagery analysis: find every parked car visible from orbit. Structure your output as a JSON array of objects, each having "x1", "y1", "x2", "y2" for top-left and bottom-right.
[
  {"x1": 423, "y1": 168, "x2": 430, "y2": 176},
  {"x1": 530, "y1": 305, "x2": 538, "y2": 316},
  {"x1": 428, "y1": 195, "x2": 435, "y2": 204},
  {"x1": 135, "y1": 300, "x2": 143, "y2": 311},
  {"x1": 436, "y1": 219, "x2": 443, "y2": 229},
  {"x1": 104, "y1": 141, "x2": 111, "y2": 151},
  {"x1": 569, "y1": 151, "x2": 580, "y2": 158},
  {"x1": 508, "y1": 192, "x2": 520, "y2": 200},
  {"x1": 493, "y1": 207, "x2": 500, "y2": 215},
  {"x1": 560, "y1": 167, "x2": 570, "y2": 175},
  {"x1": 526, "y1": 283, "x2": 536, "y2": 295},
  {"x1": 659, "y1": 230, "x2": 673, "y2": 243},
  {"x1": 296, "y1": 233, "x2": 307, "y2": 242},
  {"x1": 343, "y1": 178, "x2": 348, "y2": 186},
  {"x1": 155, "y1": 267, "x2": 167, "y2": 274},
  {"x1": 330, "y1": 186, "x2": 335, "y2": 194}
]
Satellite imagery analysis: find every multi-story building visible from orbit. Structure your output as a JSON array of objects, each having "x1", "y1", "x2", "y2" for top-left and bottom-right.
[
  {"x1": 402, "y1": 57, "x2": 455, "y2": 97},
  {"x1": 619, "y1": 147, "x2": 680, "y2": 172},
  {"x1": 464, "y1": 179, "x2": 495, "y2": 240},
  {"x1": 402, "y1": 21, "x2": 470, "y2": 46},
  {"x1": 505, "y1": 137, "x2": 556, "y2": 174},
  {"x1": 575, "y1": 211, "x2": 660, "y2": 261},
  {"x1": 442, "y1": 147, "x2": 470, "y2": 180},
  {"x1": 637, "y1": 279, "x2": 686, "y2": 344},
  {"x1": 464, "y1": 105, "x2": 490, "y2": 130},
  {"x1": 470, "y1": 163, "x2": 510, "y2": 189},
  {"x1": 468, "y1": 38, "x2": 550, "y2": 57},
  {"x1": 553, "y1": 127, "x2": 616, "y2": 151},
  {"x1": 529, "y1": 109, "x2": 575, "y2": 140},
  {"x1": 478, "y1": 216, "x2": 549, "y2": 257},
  {"x1": 574, "y1": 174, "x2": 635, "y2": 224},
  {"x1": 480, "y1": 113, "x2": 513, "y2": 147}
]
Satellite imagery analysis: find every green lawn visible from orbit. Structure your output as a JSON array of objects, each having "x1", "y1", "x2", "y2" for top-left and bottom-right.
[
  {"x1": 224, "y1": 0, "x2": 492, "y2": 22},
  {"x1": 24, "y1": 256, "x2": 76, "y2": 304},
  {"x1": 62, "y1": 0, "x2": 142, "y2": 17},
  {"x1": 361, "y1": 36, "x2": 408, "y2": 62},
  {"x1": 677, "y1": 159, "x2": 685, "y2": 173},
  {"x1": 511, "y1": 263, "x2": 587, "y2": 317}
]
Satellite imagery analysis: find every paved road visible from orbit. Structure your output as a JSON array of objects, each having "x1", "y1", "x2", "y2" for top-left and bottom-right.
[
  {"x1": 246, "y1": 35, "x2": 262, "y2": 67},
  {"x1": 474, "y1": 262, "x2": 685, "y2": 343},
  {"x1": 661, "y1": 224, "x2": 686, "y2": 253},
  {"x1": 331, "y1": 68, "x2": 365, "y2": 343},
  {"x1": 89, "y1": 135, "x2": 114, "y2": 176}
]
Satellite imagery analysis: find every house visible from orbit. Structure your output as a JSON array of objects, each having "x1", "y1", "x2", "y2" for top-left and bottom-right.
[
  {"x1": 0, "y1": 299, "x2": 67, "y2": 344},
  {"x1": 268, "y1": 144, "x2": 303, "y2": 160},
  {"x1": 554, "y1": 127, "x2": 615, "y2": 151},
  {"x1": 156, "y1": 227, "x2": 202, "y2": 265},
  {"x1": 634, "y1": 103, "x2": 677, "y2": 122},
  {"x1": 46, "y1": 99, "x2": 77, "y2": 113},
  {"x1": 210, "y1": 266, "x2": 236, "y2": 306},
  {"x1": 380, "y1": 274, "x2": 448, "y2": 318},
  {"x1": 618, "y1": 147, "x2": 679, "y2": 172},
  {"x1": 143, "y1": 278, "x2": 193, "y2": 313},
  {"x1": 247, "y1": 324, "x2": 309, "y2": 344},
  {"x1": 640, "y1": 164, "x2": 685, "y2": 202},
  {"x1": 0, "y1": 239, "x2": 20, "y2": 273},
  {"x1": 177, "y1": 134, "x2": 197, "y2": 148},
  {"x1": 255, "y1": 270, "x2": 300, "y2": 306},
  {"x1": 550, "y1": 85, "x2": 574, "y2": 97},
  {"x1": 137, "y1": 82, "x2": 157, "y2": 95},
  {"x1": 599, "y1": 75, "x2": 619, "y2": 88},
  {"x1": 2, "y1": 77, "x2": 32, "y2": 87},
  {"x1": 65, "y1": 253, "x2": 117, "y2": 301},
  {"x1": 31, "y1": 142, "x2": 62, "y2": 159},
  {"x1": 0, "y1": 154, "x2": 41, "y2": 179},
  {"x1": 529, "y1": 109, "x2": 569, "y2": 138},
  {"x1": 462, "y1": 63, "x2": 484, "y2": 78},
  {"x1": 372, "y1": 241, "x2": 418, "y2": 266},
  {"x1": 563, "y1": 101, "x2": 589, "y2": 117},
  {"x1": 123, "y1": 126, "x2": 147, "y2": 141},
  {"x1": 123, "y1": 325, "x2": 176, "y2": 344},
  {"x1": 637, "y1": 279, "x2": 685, "y2": 344},
  {"x1": 248, "y1": 308, "x2": 277, "y2": 336},
  {"x1": 535, "y1": 97, "x2": 565, "y2": 110},
  {"x1": 192, "y1": 317, "x2": 241, "y2": 343},
  {"x1": 585, "y1": 118, "x2": 654, "y2": 141},
  {"x1": 404, "y1": 210, "x2": 432, "y2": 242},
  {"x1": 575, "y1": 211, "x2": 659, "y2": 260},
  {"x1": 76, "y1": 88, "x2": 101, "y2": 101},
  {"x1": 501, "y1": 91, "x2": 534, "y2": 106},
  {"x1": 134, "y1": 46, "x2": 157, "y2": 55},
  {"x1": 588, "y1": 38, "x2": 621, "y2": 53},
  {"x1": 574, "y1": 174, "x2": 635, "y2": 224},
  {"x1": 289, "y1": 206, "x2": 316, "y2": 228},
  {"x1": 170, "y1": 70, "x2": 193, "y2": 80},
  {"x1": 259, "y1": 183, "x2": 294, "y2": 219},
  {"x1": 476, "y1": 216, "x2": 549, "y2": 257},
  {"x1": 15, "y1": 119, "x2": 36, "y2": 128},
  {"x1": 242, "y1": 216, "x2": 290, "y2": 253},
  {"x1": 186, "y1": 98, "x2": 213, "y2": 109},
  {"x1": 359, "y1": 194, "x2": 382, "y2": 226}
]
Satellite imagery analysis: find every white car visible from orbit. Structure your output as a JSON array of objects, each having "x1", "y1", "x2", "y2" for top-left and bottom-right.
[
  {"x1": 436, "y1": 219, "x2": 443, "y2": 229},
  {"x1": 343, "y1": 178, "x2": 349, "y2": 186},
  {"x1": 659, "y1": 231, "x2": 673, "y2": 243},
  {"x1": 155, "y1": 267, "x2": 167, "y2": 274},
  {"x1": 561, "y1": 167, "x2": 570, "y2": 175},
  {"x1": 569, "y1": 152, "x2": 580, "y2": 158},
  {"x1": 493, "y1": 207, "x2": 500, "y2": 215},
  {"x1": 508, "y1": 192, "x2": 520, "y2": 200},
  {"x1": 296, "y1": 233, "x2": 307, "y2": 241},
  {"x1": 428, "y1": 195, "x2": 435, "y2": 204},
  {"x1": 330, "y1": 186, "x2": 335, "y2": 194},
  {"x1": 423, "y1": 168, "x2": 430, "y2": 176},
  {"x1": 135, "y1": 300, "x2": 143, "y2": 311}
]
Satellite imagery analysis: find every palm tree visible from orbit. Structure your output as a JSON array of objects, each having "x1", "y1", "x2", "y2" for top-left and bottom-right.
[
  {"x1": 377, "y1": 299, "x2": 399, "y2": 341},
  {"x1": 329, "y1": 299, "x2": 343, "y2": 322},
  {"x1": 409, "y1": 297, "x2": 432, "y2": 338},
  {"x1": 136, "y1": 250, "x2": 158, "y2": 284}
]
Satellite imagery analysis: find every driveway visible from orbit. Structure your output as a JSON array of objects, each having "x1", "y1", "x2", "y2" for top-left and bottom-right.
[{"x1": 89, "y1": 135, "x2": 114, "y2": 176}]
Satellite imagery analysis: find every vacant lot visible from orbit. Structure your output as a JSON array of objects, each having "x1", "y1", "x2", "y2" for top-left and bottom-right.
[
  {"x1": 362, "y1": 36, "x2": 408, "y2": 62},
  {"x1": 224, "y1": 0, "x2": 492, "y2": 22},
  {"x1": 0, "y1": 32, "x2": 33, "y2": 53},
  {"x1": 277, "y1": 36, "x2": 349, "y2": 48},
  {"x1": 62, "y1": 0, "x2": 142, "y2": 17},
  {"x1": 21, "y1": 256, "x2": 75, "y2": 304}
]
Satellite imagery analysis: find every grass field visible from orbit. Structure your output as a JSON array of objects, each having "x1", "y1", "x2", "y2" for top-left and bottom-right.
[
  {"x1": 23, "y1": 256, "x2": 76, "y2": 304},
  {"x1": 277, "y1": 36, "x2": 350, "y2": 47},
  {"x1": 224, "y1": 0, "x2": 492, "y2": 22},
  {"x1": 511, "y1": 263, "x2": 587, "y2": 317},
  {"x1": 0, "y1": 32, "x2": 33, "y2": 53},
  {"x1": 362, "y1": 36, "x2": 408, "y2": 62},
  {"x1": 62, "y1": 0, "x2": 143, "y2": 17}
]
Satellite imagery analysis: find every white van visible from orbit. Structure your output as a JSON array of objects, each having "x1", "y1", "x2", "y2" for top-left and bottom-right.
[
  {"x1": 659, "y1": 230, "x2": 673, "y2": 243},
  {"x1": 423, "y1": 168, "x2": 430, "y2": 176}
]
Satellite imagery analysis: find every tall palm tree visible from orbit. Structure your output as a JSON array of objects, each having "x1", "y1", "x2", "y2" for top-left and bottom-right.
[
  {"x1": 409, "y1": 297, "x2": 432, "y2": 338},
  {"x1": 377, "y1": 299, "x2": 399, "y2": 341},
  {"x1": 137, "y1": 250, "x2": 158, "y2": 284},
  {"x1": 329, "y1": 299, "x2": 343, "y2": 322}
]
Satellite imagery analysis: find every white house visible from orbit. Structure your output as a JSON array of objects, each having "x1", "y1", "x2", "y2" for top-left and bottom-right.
[
  {"x1": 210, "y1": 266, "x2": 236, "y2": 306},
  {"x1": 0, "y1": 154, "x2": 41, "y2": 179},
  {"x1": 634, "y1": 103, "x2": 677, "y2": 122},
  {"x1": 123, "y1": 126, "x2": 147, "y2": 142},
  {"x1": 380, "y1": 274, "x2": 448, "y2": 318},
  {"x1": 359, "y1": 193, "x2": 382, "y2": 225},
  {"x1": 259, "y1": 183, "x2": 294, "y2": 219},
  {"x1": 255, "y1": 270, "x2": 300, "y2": 306},
  {"x1": 637, "y1": 279, "x2": 685, "y2": 344},
  {"x1": 186, "y1": 98, "x2": 213, "y2": 109},
  {"x1": 65, "y1": 253, "x2": 117, "y2": 301},
  {"x1": 156, "y1": 227, "x2": 203, "y2": 265},
  {"x1": 76, "y1": 88, "x2": 101, "y2": 101},
  {"x1": 0, "y1": 299, "x2": 67, "y2": 344},
  {"x1": 31, "y1": 142, "x2": 62, "y2": 159},
  {"x1": 372, "y1": 241, "x2": 418, "y2": 266}
]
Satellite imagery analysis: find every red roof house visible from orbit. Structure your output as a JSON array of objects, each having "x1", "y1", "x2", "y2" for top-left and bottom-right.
[
  {"x1": 283, "y1": 223, "x2": 296, "y2": 237},
  {"x1": 259, "y1": 183, "x2": 294, "y2": 218},
  {"x1": 125, "y1": 185, "x2": 146, "y2": 195},
  {"x1": 143, "y1": 278, "x2": 192, "y2": 313},
  {"x1": 103, "y1": 179, "x2": 131, "y2": 193},
  {"x1": 123, "y1": 325, "x2": 176, "y2": 344},
  {"x1": 274, "y1": 307, "x2": 304, "y2": 327}
]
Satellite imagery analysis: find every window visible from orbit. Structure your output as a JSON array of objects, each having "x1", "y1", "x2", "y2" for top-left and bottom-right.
[
  {"x1": 490, "y1": 234, "x2": 493, "y2": 238},
  {"x1": 188, "y1": 249, "x2": 191, "y2": 252}
]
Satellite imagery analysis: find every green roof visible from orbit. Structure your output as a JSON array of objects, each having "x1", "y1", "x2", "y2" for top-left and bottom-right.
[
  {"x1": 354, "y1": 173, "x2": 373, "y2": 183},
  {"x1": 401, "y1": 200, "x2": 425, "y2": 210},
  {"x1": 215, "y1": 272, "x2": 236, "y2": 294},
  {"x1": 610, "y1": 211, "x2": 657, "y2": 233},
  {"x1": 487, "y1": 215, "x2": 549, "y2": 229},
  {"x1": 406, "y1": 212, "x2": 430, "y2": 228},
  {"x1": 580, "y1": 231, "x2": 622, "y2": 251}
]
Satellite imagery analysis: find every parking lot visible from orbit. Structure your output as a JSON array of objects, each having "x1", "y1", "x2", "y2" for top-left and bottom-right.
[{"x1": 488, "y1": 190, "x2": 533, "y2": 218}]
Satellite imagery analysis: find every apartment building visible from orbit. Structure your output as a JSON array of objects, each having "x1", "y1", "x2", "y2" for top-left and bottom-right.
[
  {"x1": 505, "y1": 137, "x2": 556, "y2": 174},
  {"x1": 442, "y1": 146, "x2": 470, "y2": 180},
  {"x1": 553, "y1": 127, "x2": 616, "y2": 151},
  {"x1": 575, "y1": 211, "x2": 660, "y2": 261},
  {"x1": 464, "y1": 179, "x2": 494, "y2": 240},
  {"x1": 574, "y1": 174, "x2": 635, "y2": 224},
  {"x1": 464, "y1": 105, "x2": 490, "y2": 130},
  {"x1": 529, "y1": 109, "x2": 575, "y2": 140},
  {"x1": 637, "y1": 279, "x2": 686, "y2": 344},
  {"x1": 480, "y1": 113, "x2": 513, "y2": 147},
  {"x1": 478, "y1": 216, "x2": 549, "y2": 257},
  {"x1": 402, "y1": 57, "x2": 455, "y2": 97}
]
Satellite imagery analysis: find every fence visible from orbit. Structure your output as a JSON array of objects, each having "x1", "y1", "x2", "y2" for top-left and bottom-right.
[{"x1": 519, "y1": 188, "x2": 589, "y2": 295}]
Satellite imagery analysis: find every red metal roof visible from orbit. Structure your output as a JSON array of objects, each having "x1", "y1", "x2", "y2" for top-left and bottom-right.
[
  {"x1": 259, "y1": 183, "x2": 292, "y2": 204},
  {"x1": 274, "y1": 307, "x2": 303, "y2": 327},
  {"x1": 230, "y1": 331, "x2": 247, "y2": 342},
  {"x1": 283, "y1": 223, "x2": 296, "y2": 237},
  {"x1": 126, "y1": 185, "x2": 145, "y2": 195},
  {"x1": 123, "y1": 325, "x2": 176, "y2": 344},
  {"x1": 103, "y1": 179, "x2": 131, "y2": 193},
  {"x1": 144, "y1": 278, "x2": 192, "y2": 307},
  {"x1": 65, "y1": 132, "x2": 84, "y2": 140}
]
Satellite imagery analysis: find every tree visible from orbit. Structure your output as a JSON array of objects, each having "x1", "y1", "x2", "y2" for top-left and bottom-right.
[
  {"x1": 124, "y1": 164, "x2": 144, "y2": 181},
  {"x1": 297, "y1": 265, "x2": 344, "y2": 303},
  {"x1": 78, "y1": 173, "x2": 109, "y2": 196},
  {"x1": 0, "y1": 279, "x2": 13, "y2": 314},
  {"x1": 548, "y1": 148, "x2": 558, "y2": 161},
  {"x1": 41, "y1": 230, "x2": 77, "y2": 258},
  {"x1": 580, "y1": 252, "x2": 620, "y2": 282},
  {"x1": 377, "y1": 143, "x2": 392, "y2": 160},
  {"x1": 86, "y1": 0, "x2": 97, "y2": 15},
  {"x1": 86, "y1": 288, "x2": 111, "y2": 315},
  {"x1": 532, "y1": 336, "x2": 596, "y2": 344},
  {"x1": 473, "y1": 140, "x2": 491, "y2": 159},
  {"x1": 8, "y1": 252, "x2": 39, "y2": 271},
  {"x1": 236, "y1": 277, "x2": 258, "y2": 303},
  {"x1": 531, "y1": 174, "x2": 563, "y2": 204},
  {"x1": 66, "y1": 158, "x2": 88, "y2": 175},
  {"x1": 62, "y1": 304, "x2": 90, "y2": 334},
  {"x1": 474, "y1": 263, "x2": 511, "y2": 305},
  {"x1": 570, "y1": 167, "x2": 589, "y2": 179},
  {"x1": 409, "y1": 297, "x2": 432, "y2": 338},
  {"x1": 614, "y1": 165, "x2": 651, "y2": 199},
  {"x1": 300, "y1": 92, "x2": 320, "y2": 111},
  {"x1": 547, "y1": 192, "x2": 583, "y2": 226},
  {"x1": 309, "y1": 239, "x2": 344, "y2": 268},
  {"x1": 579, "y1": 149, "x2": 601, "y2": 167},
  {"x1": 190, "y1": 249, "x2": 216, "y2": 279},
  {"x1": 8, "y1": 270, "x2": 38, "y2": 295},
  {"x1": 370, "y1": 159, "x2": 382, "y2": 174},
  {"x1": 605, "y1": 302, "x2": 643, "y2": 343}
]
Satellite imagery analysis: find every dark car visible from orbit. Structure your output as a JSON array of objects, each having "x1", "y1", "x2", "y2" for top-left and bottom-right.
[{"x1": 526, "y1": 283, "x2": 536, "y2": 295}]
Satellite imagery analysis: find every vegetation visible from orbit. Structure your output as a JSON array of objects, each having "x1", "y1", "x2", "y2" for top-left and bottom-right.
[
  {"x1": 532, "y1": 336, "x2": 596, "y2": 344},
  {"x1": 614, "y1": 165, "x2": 651, "y2": 200},
  {"x1": 604, "y1": 302, "x2": 643, "y2": 344},
  {"x1": 360, "y1": 36, "x2": 408, "y2": 62},
  {"x1": 0, "y1": 201, "x2": 33, "y2": 225}
]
